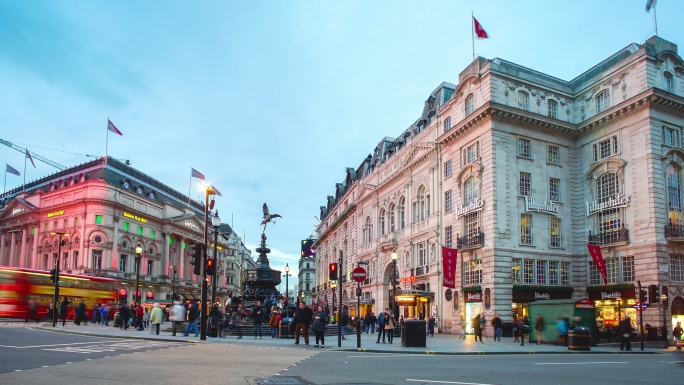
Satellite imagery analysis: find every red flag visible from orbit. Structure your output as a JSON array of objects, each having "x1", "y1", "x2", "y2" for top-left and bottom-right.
[
  {"x1": 587, "y1": 244, "x2": 608, "y2": 284},
  {"x1": 473, "y1": 17, "x2": 489, "y2": 39},
  {"x1": 107, "y1": 119, "x2": 123, "y2": 136},
  {"x1": 191, "y1": 168, "x2": 205, "y2": 180},
  {"x1": 26, "y1": 149, "x2": 36, "y2": 168},
  {"x1": 442, "y1": 246, "x2": 457, "y2": 288}
]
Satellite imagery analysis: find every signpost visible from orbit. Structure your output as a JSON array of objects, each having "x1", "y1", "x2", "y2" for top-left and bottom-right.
[
  {"x1": 633, "y1": 302, "x2": 648, "y2": 312},
  {"x1": 353, "y1": 265, "x2": 367, "y2": 349},
  {"x1": 352, "y1": 267, "x2": 367, "y2": 282}
]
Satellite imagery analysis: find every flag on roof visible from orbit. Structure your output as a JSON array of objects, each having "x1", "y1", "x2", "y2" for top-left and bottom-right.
[
  {"x1": 26, "y1": 149, "x2": 36, "y2": 168},
  {"x1": 107, "y1": 119, "x2": 123, "y2": 136},
  {"x1": 473, "y1": 17, "x2": 489, "y2": 39},
  {"x1": 209, "y1": 185, "x2": 222, "y2": 197},
  {"x1": 6, "y1": 164, "x2": 20, "y2": 176},
  {"x1": 645, "y1": 0, "x2": 656, "y2": 12},
  {"x1": 191, "y1": 168, "x2": 205, "y2": 180}
]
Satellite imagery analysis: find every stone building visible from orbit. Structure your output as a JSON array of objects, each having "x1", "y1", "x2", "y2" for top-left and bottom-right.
[
  {"x1": 313, "y1": 36, "x2": 684, "y2": 340},
  {"x1": 0, "y1": 157, "x2": 247, "y2": 304}
]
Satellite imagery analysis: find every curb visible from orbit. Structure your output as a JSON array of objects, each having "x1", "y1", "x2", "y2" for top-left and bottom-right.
[
  {"x1": 29, "y1": 325, "x2": 199, "y2": 344},
  {"x1": 334, "y1": 347, "x2": 660, "y2": 355}
]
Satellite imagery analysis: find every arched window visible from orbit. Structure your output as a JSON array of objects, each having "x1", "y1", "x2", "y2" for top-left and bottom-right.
[
  {"x1": 364, "y1": 216, "x2": 373, "y2": 244},
  {"x1": 667, "y1": 164, "x2": 682, "y2": 224},
  {"x1": 414, "y1": 186, "x2": 430, "y2": 222},
  {"x1": 664, "y1": 72, "x2": 674, "y2": 93},
  {"x1": 444, "y1": 117, "x2": 452, "y2": 132},
  {"x1": 547, "y1": 99, "x2": 558, "y2": 119},
  {"x1": 379, "y1": 208, "x2": 386, "y2": 236},
  {"x1": 596, "y1": 173, "x2": 622, "y2": 241},
  {"x1": 464, "y1": 177, "x2": 478, "y2": 203},
  {"x1": 596, "y1": 89, "x2": 610, "y2": 113},
  {"x1": 399, "y1": 197, "x2": 406, "y2": 230},
  {"x1": 465, "y1": 94, "x2": 474, "y2": 115},
  {"x1": 517, "y1": 91, "x2": 529, "y2": 111},
  {"x1": 389, "y1": 203, "x2": 396, "y2": 232}
]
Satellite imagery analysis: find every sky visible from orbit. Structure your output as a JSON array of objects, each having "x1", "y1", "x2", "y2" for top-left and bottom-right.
[{"x1": 0, "y1": 0, "x2": 681, "y2": 291}]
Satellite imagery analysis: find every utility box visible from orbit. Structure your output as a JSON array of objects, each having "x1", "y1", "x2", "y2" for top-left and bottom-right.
[{"x1": 401, "y1": 320, "x2": 426, "y2": 347}]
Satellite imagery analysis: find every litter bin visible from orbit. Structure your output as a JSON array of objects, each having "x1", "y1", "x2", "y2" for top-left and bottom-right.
[
  {"x1": 568, "y1": 326, "x2": 591, "y2": 351},
  {"x1": 279, "y1": 317, "x2": 293, "y2": 338},
  {"x1": 113, "y1": 311, "x2": 121, "y2": 327},
  {"x1": 402, "y1": 320, "x2": 426, "y2": 347}
]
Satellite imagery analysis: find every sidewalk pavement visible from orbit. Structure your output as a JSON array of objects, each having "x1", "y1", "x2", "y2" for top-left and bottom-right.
[{"x1": 31, "y1": 322, "x2": 671, "y2": 355}]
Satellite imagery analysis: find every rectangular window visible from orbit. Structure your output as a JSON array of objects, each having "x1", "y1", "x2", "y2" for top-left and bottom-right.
[
  {"x1": 444, "y1": 190, "x2": 453, "y2": 213},
  {"x1": 664, "y1": 126, "x2": 680, "y2": 147},
  {"x1": 622, "y1": 256, "x2": 635, "y2": 282},
  {"x1": 444, "y1": 160, "x2": 453, "y2": 178},
  {"x1": 150, "y1": 230, "x2": 155, "y2": 239},
  {"x1": 560, "y1": 262, "x2": 570, "y2": 285},
  {"x1": 606, "y1": 257, "x2": 619, "y2": 284},
  {"x1": 418, "y1": 242, "x2": 427, "y2": 266},
  {"x1": 43, "y1": 254, "x2": 49, "y2": 271},
  {"x1": 72, "y1": 251, "x2": 78, "y2": 269},
  {"x1": 520, "y1": 214, "x2": 532, "y2": 245},
  {"x1": 137, "y1": 226, "x2": 143, "y2": 236},
  {"x1": 518, "y1": 91, "x2": 529, "y2": 111},
  {"x1": 467, "y1": 142, "x2": 479, "y2": 163},
  {"x1": 445, "y1": 226, "x2": 453, "y2": 248},
  {"x1": 518, "y1": 138, "x2": 531, "y2": 158},
  {"x1": 589, "y1": 262, "x2": 601, "y2": 285},
  {"x1": 547, "y1": 100, "x2": 558, "y2": 119},
  {"x1": 119, "y1": 255, "x2": 128, "y2": 272},
  {"x1": 670, "y1": 254, "x2": 684, "y2": 281},
  {"x1": 547, "y1": 145, "x2": 560, "y2": 164},
  {"x1": 549, "y1": 261, "x2": 559, "y2": 285},
  {"x1": 31, "y1": 227, "x2": 36, "y2": 235},
  {"x1": 95, "y1": 215, "x2": 103, "y2": 225},
  {"x1": 519, "y1": 172, "x2": 531, "y2": 196},
  {"x1": 147, "y1": 260, "x2": 154, "y2": 276},
  {"x1": 523, "y1": 258, "x2": 534, "y2": 284},
  {"x1": 592, "y1": 136, "x2": 619, "y2": 162},
  {"x1": 63, "y1": 252, "x2": 69, "y2": 270},
  {"x1": 464, "y1": 259, "x2": 482, "y2": 286},
  {"x1": 123, "y1": 222, "x2": 130, "y2": 232},
  {"x1": 536, "y1": 260, "x2": 547, "y2": 284},
  {"x1": 512, "y1": 258, "x2": 522, "y2": 284},
  {"x1": 74, "y1": 217, "x2": 78, "y2": 227},
  {"x1": 549, "y1": 178, "x2": 561, "y2": 201},
  {"x1": 550, "y1": 217, "x2": 561, "y2": 248}
]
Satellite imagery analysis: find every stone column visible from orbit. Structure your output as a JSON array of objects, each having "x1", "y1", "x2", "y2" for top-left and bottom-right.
[
  {"x1": 20, "y1": 228, "x2": 28, "y2": 268},
  {"x1": 112, "y1": 215, "x2": 120, "y2": 269},
  {"x1": 9, "y1": 232, "x2": 17, "y2": 267},
  {"x1": 79, "y1": 212, "x2": 86, "y2": 269},
  {"x1": 178, "y1": 236, "x2": 185, "y2": 281},
  {"x1": 31, "y1": 224, "x2": 39, "y2": 269},
  {"x1": 0, "y1": 231, "x2": 6, "y2": 266}
]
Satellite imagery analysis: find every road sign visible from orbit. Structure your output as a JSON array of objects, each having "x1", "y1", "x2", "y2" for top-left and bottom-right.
[
  {"x1": 352, "y1": 267, "x2": 367, "y2": 282},
  {"x1": 634, "y1": 302, "x2": 648, "y2": 312}
]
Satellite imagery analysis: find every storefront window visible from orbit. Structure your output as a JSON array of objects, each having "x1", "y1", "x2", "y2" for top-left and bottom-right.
[
  {"x1": 511, "y1": 258, "x2": 522, "y2": 284},
  {"x1": 560, "y1": 262, "x2": 570, "y2": 285}
]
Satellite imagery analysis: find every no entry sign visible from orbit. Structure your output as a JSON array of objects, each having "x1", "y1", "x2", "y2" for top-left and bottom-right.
[{"x1": 352, "y1": 267, "x2": 367, "y2": 282}]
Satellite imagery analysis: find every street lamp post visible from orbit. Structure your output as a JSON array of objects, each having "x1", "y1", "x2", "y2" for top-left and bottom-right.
[
  {"x1": 51, "y1": 231, "x2": 68, "y2": 327},
  {"x1": 391, "y1": 251, "x2": 398, "y2": 317},
  {"x1": 169, "y1": 265, "x2": 177, "y2": 302},
  {"x1": 284, "y1": 264, "x2": 291, "y2": 305},
  {"x1": 211, "y1": 211, "x2": 221, "y2": 305},
  {"x1": 135, "y1": 246, "x2": 143, "y2": 305}
]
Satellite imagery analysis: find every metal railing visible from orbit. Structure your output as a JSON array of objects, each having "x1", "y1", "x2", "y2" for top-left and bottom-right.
[
  {"x1": 588, "y1": 228, "x2": 629, "y2": 245},
  {"x1": 456, "y1": 232, "x2": 485, "y2": 249},
  {"x1": 665, "y1": 223, "x2": 684, "y2": 238}
]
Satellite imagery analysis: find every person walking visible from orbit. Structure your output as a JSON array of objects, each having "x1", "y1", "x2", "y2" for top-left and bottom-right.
[
  {"x1": 250, "y1": 301, "x2": 264, "y2": 339},
  {"x1": 427, "y1": 314, "x2": 436, "y2": 337},
  {"x1": 292, "y1": 302, "x2": 313, "y2": 346},
  {"x1": 673, "y1": 321, "x2": 683, "y2": 350},
  {"x1": 209, "y1": 303, "x2": 221, "y2": 337},
  {"x1": 268, "y1": 307, "x2": 280, "y2": 338},
  {"x1": 170, "y1": 300, "x2": 186, "y2": 336},
  {"x1": 385, "y1": 311, "x2": 396, "y2": 343},
  {"x1": 618, "y1": 315, "x2": 633, "y2": 351},
  {"x1": 143, "y1": 308, "x2": 150, "y2": 329},
  {"x1": 135, "y1": 302, "x2": 145, "y2": 331},
  {"x1": 312, "y1": 305, "x2": 328, "y2": 347},
  {"x1": 183, "y1": 302, "x2": 199, "y2": 337},
  {"x1": 472, "y1": 313, "x2": 483, "y2": 343},
  {"x1": 100, "y1": 303, "x2": 109, "y2": 326},
  {"x1": 150, "y1": 303, "x2": 163, "y2": 335},
  {"x1": 75, "y1": 299, "x2": 87, "y2": 326},
  {"x1": 367, "y1": 312, "x2": 377, "y2": 334},
  {"x1": 376, "y1": 308, "x2": 387, "y2": 343},
  {"x1": 512, "y1": 316, "x2": 519, "y2": 343},
  {"x1": 519, "y1": 316, "x2": 530, "y2": 346},
  {"x1": 460, "y1": 318, "x2": 467, "y2": 340},
  {"x1": 119, "y1": 301, "x2": 130, "y2": 330},
  {"x1": 534, "y1": 314, "x2": 545, "y2": 345},
  {"x1": 556, "y1": 317, "x2": 569, "y2": 346},
  {"x1": 58, "y1": 297, "x2": 69, "y2": 327},
  {"x1": 491, "y1": 314, "x2": 502, "y2": 342}
]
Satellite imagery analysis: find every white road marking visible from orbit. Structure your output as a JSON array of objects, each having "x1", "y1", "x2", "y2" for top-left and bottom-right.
[
  {"x1": 534, "y1": 362, "x2": 627, "y2": 365},
  {"x1": 2, "y1": 340, "x2": 121, "y2": 349},
  {"x1": 407, "y1": 379, "x2": 495, "y2": 385}
]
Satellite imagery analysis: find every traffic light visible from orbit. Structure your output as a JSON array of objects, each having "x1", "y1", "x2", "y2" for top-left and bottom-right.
[
  {"x1": 662, "y1": 286, "x2": 668, "y2": 305},
  {"x1": 329, "y1": 263, "x2": 338, "y2": 280},
  {"x1": 206, "y1": 258, "x2": 216, "y2": 276},
  {"x1": 648, "y1": 284, "x2": 659, "y2": 304},
  {"x1": 639, "y1": 289, "x2": 648, "y2": 303},
  {"x1": 189, "y1": 243, "x2": 203, "y2": 275},
  {"x1": 50, "y1": 269, "x2": 57, "y2": 284},
  {"x1": 301, "y1": 239, "x2": 315, "y2": 258}
]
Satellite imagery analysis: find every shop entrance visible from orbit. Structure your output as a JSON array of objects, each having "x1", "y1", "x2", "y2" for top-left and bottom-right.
[{"x1": 672, "y1": 296, "x2": 684, "y2": 331}]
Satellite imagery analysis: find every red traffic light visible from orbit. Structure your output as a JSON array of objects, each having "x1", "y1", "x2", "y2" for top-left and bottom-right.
[{"x1": 329, "y1": 263, "x2": 338, "y2": 280}]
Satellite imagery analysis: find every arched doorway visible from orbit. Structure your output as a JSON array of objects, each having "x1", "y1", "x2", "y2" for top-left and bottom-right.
[{"x1": 672, "y1": 296, "x2": 684, "y2": 331}]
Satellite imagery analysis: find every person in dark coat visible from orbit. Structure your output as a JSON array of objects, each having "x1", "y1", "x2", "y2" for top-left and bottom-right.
[
  {"x1": 491, "y1": 314, "x2": 502, "y2": 341},
  {"x1": 312, "y1": 305, "x2": 328, "y2": 347},
  {"x1": 119, "y1": 301, "x2": 130, "y2": 330},
  {"x1": 472, "y1": 314, "x2": 483, "y2": 343},
  {"x1": 250, "y1": 301, "x2": 264, "y2": 338},
  {"x1": 618, "y1": 315, "x2": 633, "y2": 351},
  {"x1": 58, "y1": 297, "x2": 69, "y2": 327},
  {"x1": 292, "y1": 302, "x2": 313, "y2": 346},
  {"x1": 427, "y1": 315, "x2": 436, "y2": 337}
]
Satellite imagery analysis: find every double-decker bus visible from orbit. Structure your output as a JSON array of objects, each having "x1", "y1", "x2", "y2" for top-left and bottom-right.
[{"x1": 0, "y1": 267, "x2": 120, "y2": 321}]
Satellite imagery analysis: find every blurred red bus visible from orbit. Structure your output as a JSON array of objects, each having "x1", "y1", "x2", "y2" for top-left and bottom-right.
[{"x1": 0, "y1": 267, "x2": 120, "y2": 321}]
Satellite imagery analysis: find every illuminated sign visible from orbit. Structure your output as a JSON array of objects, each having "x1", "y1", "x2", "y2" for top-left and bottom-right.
[
  {"x1": 456, "y1": 198, "x2": 485, "y2": 218},
  {"x1": 400, "y1": 276, "x2": 416, "y2": 284},
  {"x1": 524, "y1": 196, "x2": 559, "y2": 215},
  {"x1": 465, "y1": 291, "x2": 482, "y2": 302},
  {"x1": 12, "y1": 208, "x2": 25, "y2": 215},
  {"x1": 210, "y1": 243, "x2": 223, "y2": 251},
  {"x1": 47, "y1": 210, "x2": 64, "y2": 218},
  {"x1": 586, "y1": 194, "x2": 630, "y2": 216},
  {"x1": 123, "y1": 211, "x2": 148, "y2": 223},
  {"x1": 184, "y1": 220, "x2": 200, "y2": 231}
]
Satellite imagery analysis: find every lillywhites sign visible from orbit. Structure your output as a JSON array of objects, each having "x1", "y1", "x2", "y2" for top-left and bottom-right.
[
  {"x1": 12, "y1": 208, "x2": 25, "y2": 215},
  {"x1": 525, "y1": 197, "x2": 559, "y2": 215},
  {"x1": 123, "y1": 211, "x2": 148, "y2": 223},
  {"x1": 47, "y1": 210, "x2": 64, "y2": 218},
  {"x1": 456, "y1": 198, "x2": 485, "y2": 218},
  {"x1": 466, "y1": 292, "x2": 482, "y2": 301},
  {"x1": 534, "y1": 292, "x2": 551, "y2": 300},
  {"x1": 586, "y1": 194, "x2": 630, "y2": 216},
  {"x1": 601, "y1": 291, "x2": 622, "y2": 299},
  {"x1": 184, "y1": 220, "x2": 199, "y2": 231}
]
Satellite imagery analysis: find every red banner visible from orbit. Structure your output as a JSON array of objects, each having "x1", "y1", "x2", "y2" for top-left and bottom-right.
[
  {"x1": 442, "y1": 246, "x2": 457, "y2": 288},
  {"x1": 587, "y1": 244, "x2": 608, "y2": 284}
]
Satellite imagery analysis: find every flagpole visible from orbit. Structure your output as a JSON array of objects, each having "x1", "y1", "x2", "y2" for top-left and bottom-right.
[
  {"x1": 654, "y1": 3, "x2": 658, "y2": 36},
  {"x1": 188, "y1": 174, "x2": 192, "y2": 204},
  {"x1": 105, "y1": 119, "x2": 110, "y2": 165},
  {"x1": 3, "y1": 169, "x2": 6, "y2": 195},
  {"x1": 23, "y1": 151, "x2": 27, "y2": 191},
  {"x1": 471, "y1": 11, "x2": 475, "y2": 61}
]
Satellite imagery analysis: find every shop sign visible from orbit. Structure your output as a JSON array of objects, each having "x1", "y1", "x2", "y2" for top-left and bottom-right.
[
  {"x1": 586, "y1": 194, "x2": 630, "y2": 216},
  {"x1": 146, "y1": 290, "x2": 155, "y2": 299},
  {"x1": 524, "y1": 196, "x2": 559, "y2": 215},
  {"x1": 465, "y1": 291, "x2": 482, "y2": 303},
  {"x1": 512, "y1": 289, "x2": 572, "y2": 302},
  {"x1": 456, "y1": 198, "x2": 485, "y2": 218},
  {"x1": 587, "y1": 288, "x2": 635, "y2": 301},
  {"x1": 396, "y1": 295, "x2": 416, "y2": 306},
  {"x1": 47, "y1": 210, "x2": 65, "y2": 218},
  {"x1": 123, "y1": 211, "x2": 148, "y2": 223},
  {"x1": 401, "y1": 276, "x2": 416, "y2": 284},
  {"x1": 12, "y1": 208, "x2": 25, "y2": 215},
  {"x1": 184, "y1": 220, "x2": 200, "y2": 231}
]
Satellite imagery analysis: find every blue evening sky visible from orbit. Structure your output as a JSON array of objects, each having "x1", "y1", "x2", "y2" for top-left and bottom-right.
[{"x1": 0, "y1": 1, "x2": 680, "y2": 288}]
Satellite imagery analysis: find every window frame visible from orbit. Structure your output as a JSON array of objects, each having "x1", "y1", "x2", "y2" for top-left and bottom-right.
[
  {"x1": 518, "y1": 138, "x2": 531, "y2": 158},
  {"x1": 547, "y1": 99, "x2": 558, "y2": 119},
  {"x1": 465, "y1": 94, "x2": 474, "y2": 116},
  {"x1": 520, "y1": 214, "x2": 533, "y2": 245},
  {"x1": 547, "y1": 145, "x2": 560, "y2": 165},
  {"x1": 596, "y1": 89, "x2": 610, "y2": 113},
  {"x1": 519, "y1": 172, "x2": 531, "y2": 197},
  {"x1": 518, "y1": 91, "x2": 529, "y2": 111}
]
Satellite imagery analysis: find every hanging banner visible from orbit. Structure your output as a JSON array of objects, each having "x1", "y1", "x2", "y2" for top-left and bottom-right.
[
  {"x1": 587, "y1": 244, "x2": 608, "y2": 284},
  {"x1": 442, "y1": 246, "x2": 457, "y2": 288}
]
